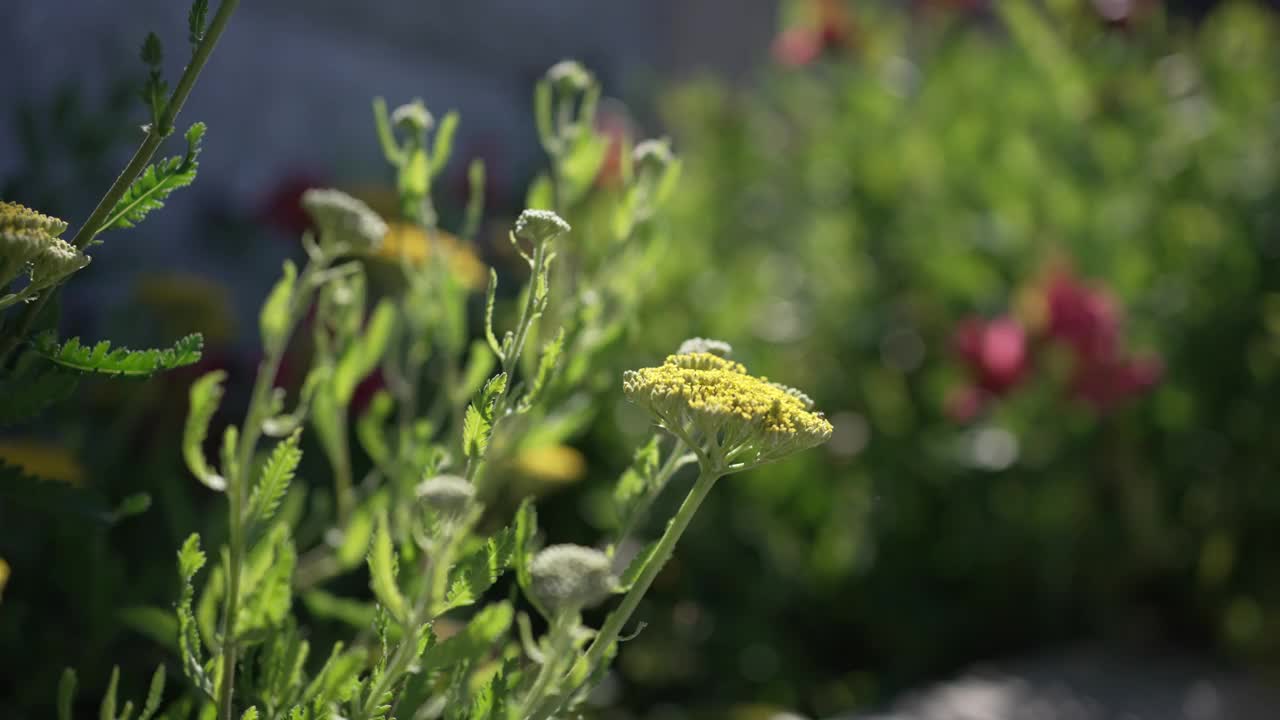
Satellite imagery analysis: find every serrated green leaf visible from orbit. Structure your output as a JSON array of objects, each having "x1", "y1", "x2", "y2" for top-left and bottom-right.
[
  {"x1": 182, "y1": 370, "x2": 226, "y2": 491},
  {"x1": 618, "y1": 541, "x2": 660, "y2": 592},
  {"x1": 302, "y1": 589, "x2": 377, "y2": 631},
  {"x1": 0, "y1": 361, "x2": 79, "y2": 427},
  {"x1": 100, "y1": 665, "x2": 120, "y2": 720},
  {"x1": 234, "y1": 526, "x2": 296, "y2": 638},
  {"x1": 534, "y1": 81, "x2": 554, "y2": 152},
  {"x1": 260, "y1": 260, "x2": 297, "y2": 349},
  {"x1": 356, "y1": 389, "x2": 394, "y2": 469},
  {"x1": 367, "y1": 513, "x2": 407, "y2": 623},
  {"x1": 245, "y1": 429, "x2": 302, "y2": 536},
  {"x1": 518, "y1": 328, "x2": 564, "y2": 412},
  {"x1": 137, "y1": 665, "x2": 165, "y2": 720},
  {"x1": 188, "y1": 0, "x2": 209, "y2": 47},
  {"x1": 31, "y1": 332, "x2": 202, "y2": 377},
  {"x1": 333, "y1": 300, "x2": 396, "y2": 405},
  {"x1": 419, "y1": 601, "x2": 513, "y2": 675},
  {"x1": 430, "y1": 110, "x2": 459, "y2": 177},
  {"x1": 57, "y1": 668, "x2": 76, "y2": 720},
  {"x1": 241, "y1": 708, "x2": 259, "y2": 720},
  {"x1": 102, "y1": 123, "x2": 206, "y2": 232},
  {"x1": 459, "y1": 340, "x2": 497, "y2": 406},
  {"x1": 462, "y1": 404, "x2": 490, "y2": 459},
  {"x1": 612, "y1": 435, "x2": 661, "y2": 530},
  {"x1": 512, "y1": 500, "x2": 547, "y2": 619},
  {"x1": 118, "y1": 606, "x2": 178, "y2": 653},
  {"x1": 484, "y1": 269, "x2": 502, "y2": 361},
  {"x1": 175, "y1": 533, "x2": 214, "y2": 698},
  {"x1": 524, "y1": 173, "x2": 554, "y2": 211},
  {"x1": 445, "y1": 526, "x2": 516, "y2": 610}
]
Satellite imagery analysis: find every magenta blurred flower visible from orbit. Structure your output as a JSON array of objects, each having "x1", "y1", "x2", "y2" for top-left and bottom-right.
[
  {"x1": 1070, "y1": 353, "x2": 1163, "y2": 410},
  {"x1": 1045, "y1": 270, "x2": 1120, "y2": 363}
]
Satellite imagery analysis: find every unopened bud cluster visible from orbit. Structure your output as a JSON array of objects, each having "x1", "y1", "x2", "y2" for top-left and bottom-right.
[
  {"x1": 529, "y1": 544, "x2": 616, "y2": 612},
  {"x1": 0, "y1": 201, "x2": 89, "y2": 289},
  {"x1": 301, "y1": 189, "x2": 387, "y2": 253}
]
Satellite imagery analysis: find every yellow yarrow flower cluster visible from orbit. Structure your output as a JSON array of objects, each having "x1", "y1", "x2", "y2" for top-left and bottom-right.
[
  {"x1": 0, "y1": 201, "x2": 89, "y2": 290},
  {"x1": 623, "y1": 348, "x2": 832, "y2": 472}
]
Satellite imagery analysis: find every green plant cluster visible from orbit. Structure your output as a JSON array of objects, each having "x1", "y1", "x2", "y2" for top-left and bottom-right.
[
  {"x1": 1, "y1": 3, "x2": 834, "y2": 717},
  {"x1": 608, "y1": 0, "x2": 1280, "y2": 712}
]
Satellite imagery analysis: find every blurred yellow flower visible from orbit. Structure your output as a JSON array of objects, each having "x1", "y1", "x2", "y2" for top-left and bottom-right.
[
  {"x1": 0, "y1": 440, "x2": 85, "y2": 485},
  {"x1": 0, "y1": 557, "x2": 8, "y2": 601},
  {"x1": 135, "y1": 272, "x2": 236, "y2": 345},
  {"x1": 513, "y1": 444, "x2": 587, "y2": 486},
  {"x1": 370, "y1": 223, "x2": 486, "y2": 290}
]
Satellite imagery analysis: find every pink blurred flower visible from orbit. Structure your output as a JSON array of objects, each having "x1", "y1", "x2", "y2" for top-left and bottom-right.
[
  {"x1": 953, "y1": 315, "x2": 1029, "y2": 395},
  {"x1": 771, "y1": 0, "x2": 854, "y2": 67},
  {"x1": 945, "y1": 384, "x2": 986, "y2": 423}
]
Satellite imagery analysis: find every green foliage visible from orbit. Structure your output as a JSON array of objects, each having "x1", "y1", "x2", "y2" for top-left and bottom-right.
[
  {"x1": 32, "y1": 332, "x2": 202, "y2": 377},
  {"x1": 176, "y1": 534, "x2": 214, "y2": 698},
  {"x1": 610, "y1": 435, "x2": 661, "y2": 533},
  {"x1": 245, "y1": 429, "x2": 302, "y2": 539},
  {"x1": 0, "y1": 361, "x2": 79, "y2": 427},
  {"x1": 182, "y1": 370, "x2": 227, "y2": 491},
  {"x1": 418, "y1": 602, "x2": 514, "y2": 676},
  {"x1": 463, "y1": 373, "x2": 507, "y2": 458},
  {"x1": 368, "y1": 513, "x2": 408, "y2": 623},
  {"x1": 101, "y1": 123, "x2": 206, "y2": 233},
  {"x1": 188, "y1": 0, "x2": 210, "y2": 48},
  {"x1": 259, "y1": 260, "x2": 298, "y2": 349}
]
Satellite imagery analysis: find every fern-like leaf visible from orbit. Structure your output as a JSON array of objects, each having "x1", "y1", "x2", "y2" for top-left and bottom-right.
[
  {"x1": 101, "y1": 123, "x2": 206, "y2": 234},
  {"x1": 245, "y1": 429, "x2": 302, "y2": 539},
  {"x1": 32, "y1": 332, "x2": 202, "y2": 377},
  {"x1": 176, "y1": 533, "x2": 215, "y2": 699}
]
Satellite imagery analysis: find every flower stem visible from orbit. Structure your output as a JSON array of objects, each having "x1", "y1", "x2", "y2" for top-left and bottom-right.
[
  {"x1": 564, "y1": 464, "x2": 721, "y2": 704},
  {"x1": 218, "y1": 257, "x2": 322, "y2": 720},
  {"x1": 0, "y1": 0, "x2": 240, "y2": 363}
]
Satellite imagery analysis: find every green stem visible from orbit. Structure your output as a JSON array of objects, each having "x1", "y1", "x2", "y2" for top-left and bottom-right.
[
  {"x1": 521, "y1": 612, "x2": 576, "y2": 720},
  {"x1": 218, "y1": 259, "x2": 322, "y2": 720},
  {"x1": 0, "y1": 0, "x2": 240, "y2": 363},
  {"x1": 563, "y1": 464, "x2": 720, "y2": 703},
  {"x1": 613, "y1": 437, "x2": 692, "y2": 550}
]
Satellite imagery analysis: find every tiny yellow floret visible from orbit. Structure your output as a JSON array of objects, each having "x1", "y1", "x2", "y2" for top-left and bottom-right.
[{"x1": 623, "y1": 351, "x2": 832, "y2": 471}]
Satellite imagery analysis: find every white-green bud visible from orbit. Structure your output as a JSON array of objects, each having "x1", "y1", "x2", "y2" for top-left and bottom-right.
[
  {"x1": 415, "y1": 474, "x2": 474, "y2": 518},
  {"x1": 545, "y1": 60, "x2": 593, "y2": 94},
  {"x1": 391, "y1": 100, "x2": 433, "y2": 134},
  {"x1": 301, "y1": 188, "x2": 387, "y2": 252},
  {"x1": 633, "y1": 138, "x2": 674, "y2": 177},
  {"x1": 529, "y1": 544, "x2": 616, "y2": 612},
  {"x1": 677, "y1": 337, "x2": 733, "y2": 358},
  {"x1": 514, "y1": 209, "x2": 570, "y2": 244}
]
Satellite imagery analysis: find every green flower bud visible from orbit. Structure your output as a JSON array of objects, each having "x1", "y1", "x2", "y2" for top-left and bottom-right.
[
  {"x1": 415, "y1": 474, "x2": 474, "y2": 518},
  {"x1": 1, "y1": 201, "x2": 76, "y2": 285},
  {"x1": 529, "y1": 544, "x2": 616, "y2": 612},
  {"x1": 301, "y1": 189, "x2": 387, "y2": 252},
  {"x1": 514, "y1": 209, "x2": 571, "y2": 245}
]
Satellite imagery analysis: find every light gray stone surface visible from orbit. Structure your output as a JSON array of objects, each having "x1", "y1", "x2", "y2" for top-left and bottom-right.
[{"x1": 836, "y1": 651, "x2": 1280, "y2": 720}]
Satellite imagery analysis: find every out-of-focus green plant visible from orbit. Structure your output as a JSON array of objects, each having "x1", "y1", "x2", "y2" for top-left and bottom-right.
[
  {"x1": 612, "y1": 0, "x2": 1280, "y2": 713},
  {"x1": 24, "y1": 60, "x2": 831, "y2": 720}
]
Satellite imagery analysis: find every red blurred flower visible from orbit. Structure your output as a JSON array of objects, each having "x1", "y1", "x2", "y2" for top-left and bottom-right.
[
  {"x1": 259, "y1": 170, "x2": 328, "y2": 238},
  {"x1": 594, "y1": 102, "x2": 636, "y2": 188},
  {"x1": 953, "y1": 315, "x2": 1029, "y2": 395},
  {"x1": 1070, "y1": 353, "x2": 1163, "y2": 410},
  {"x1": 772, "y1": 0, "x2": 854, "y2": 67}
]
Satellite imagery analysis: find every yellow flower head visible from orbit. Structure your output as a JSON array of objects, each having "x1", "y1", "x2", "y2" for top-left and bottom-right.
[
  {"x1": 623, "y1": 345, "x2": 832, "y2": 473},
  {"x1": 371, "y1": 223, "x2": 487, "y2": 289},
  {"x1": 0, "y1": 201, "x2": 87, "y2": 287}
]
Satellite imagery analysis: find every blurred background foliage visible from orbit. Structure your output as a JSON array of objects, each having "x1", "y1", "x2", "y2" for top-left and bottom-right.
[{"x1": 4, "y1": 1, "x2": 1280, "y2": 718}]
